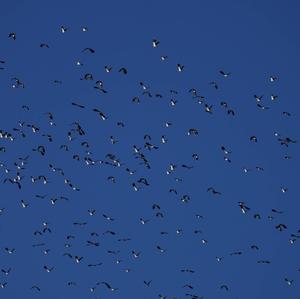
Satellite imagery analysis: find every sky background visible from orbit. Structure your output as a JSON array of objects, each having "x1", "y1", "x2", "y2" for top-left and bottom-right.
[{"x1": 0, "y1": 0, "x2": 299, "y2": 298}]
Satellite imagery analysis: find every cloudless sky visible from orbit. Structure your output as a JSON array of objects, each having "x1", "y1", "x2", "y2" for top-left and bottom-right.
[{"x1": 0, "y1": 1, "x2": 299, "y2": 298}]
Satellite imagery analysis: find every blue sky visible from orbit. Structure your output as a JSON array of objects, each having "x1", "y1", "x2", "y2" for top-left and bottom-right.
[{"x1": 0, "y1": 0, "x2": 299, "y2": 298}]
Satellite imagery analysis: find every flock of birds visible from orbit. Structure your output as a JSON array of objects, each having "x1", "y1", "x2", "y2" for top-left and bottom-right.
[{"x1": 0, "y1": 24, "x2": 299, "y2": 299}]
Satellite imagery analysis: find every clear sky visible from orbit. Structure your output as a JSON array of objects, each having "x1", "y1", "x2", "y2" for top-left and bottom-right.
[{"x1": 0, "y1": 1, "x2": 299, "y2": 298}]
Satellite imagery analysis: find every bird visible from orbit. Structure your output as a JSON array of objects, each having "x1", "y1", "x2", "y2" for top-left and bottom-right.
[
  {"x1": 156, "y1": 245, "x2": 166, "y2": 253},
  {"x1": 43, "y1": 265, "x2": 54, "y2": 272},
  {"x1": 152, "y1": 39, "x2": 160, "y2": 48},
  {"x1": 82, "y1": 47, "x2": 95, "y2": 53},
  {"x1": 1, "y1": 268, "x2": 11, "y2": 276},
  {"x1": 93, "y1": 108, "x2": 107, "y2": 120},
  {"x1": 100, "y1": 281, "x2": 118, "y2": 291},
  {"x1": 4, "y1": 248, "x2": 15, "y2": 254},
  {"x1": 74, "y1": 256, "x2": 83, "y2": 263},
  {"x1": 119, "y1": 67, "x2": 128, "y2": 74},
  {"x1": 88, "y1": 262, "x2": 102, "y2": 267},
  {"x1": 257, "y1": 260, "x2": 271, "y2": 264},
  {"x1": 144, "y1": 280, "x2": 152, "y2": 287},
  {"x1": 40, "y1": 43, "x2": 49, "y2": 48},
  {"x1": 207, "y1": 187, "x2": 221, "y2": 195},
  {"x1": 220, "y1": 70, "x2": 230, "y2": 77},
  {"x1": 238, "y1": 202, "x2": 250, "y2": 214},
  {"x1": 103, "y1": 214, "x2": 114, "y2": 221},
  {"x1": 60, "y1": 25, "x2": 68, "y2": 33},
  {"x1": 88, "y1": 209, "x2": 96, "y2": 216},
  {"x1": 177, "y1": 64, "x2": 184, "y2": 72},
  {"x1": 188, "y1": 128, "x2": 198, "y2": 136},
  {"x1": 104, "y1": 66, "x2": 112, "y2": 73},
  {"x1": 227, "y1": 109, "x2": 235, "y2": 115},
  {"x1": 271, "y1": 94, "x2": 278, "y2": 101},
  {"x1": 140, "y1": 218, "x2": 150, "y2": 225},
  {"x1": 21, "y1": 200, "x2": 29, "y2": 208},
  {"x1": 276, "y1": 223, "x2": 287, "y2": 231},
  {"x1": 254, "y1": 95, "x2": 263, "y2": 102},
  {"x1": 81, "y1": 73, "x2": 93, "y2": 80},
  {"x1": 284, "y1": 278, "x2": 293, "y2": 286},
  {"x1": 251, "y1": 245, "x2": 259, "y2": 250},
  {"x1": 282, "y1": 111, "x2": 291, "y2": 117},
  {"x1": 220, "y1": 284, "x2": 229, "y2": 291},
  {"x1": 31, "y1": 285, "x2": 41, "y2": 291},
  {"x1": 270, "y1": 75, "x2": 278, "y2": 82},
  {"x1": 221, "y1": 146, "x2": 231, "y2": 155},
  {"x1": 132, "y1": 250, "x2": 141, "y2": 258},
  {"x1": 205, "y1": 104, "x2": 213, "y2": 114},
  {"x1": 32, "y1": 145, "x2": 46, "y2": 156},
  {"x1": 8, "y1": 32, "x2": 16, "y2": 40},
  {"x1": 183, "y1": 284, "x2": 194, "y2": 289},
  {"x1": 209, "y1": 81, "x2": 218, "y2": 89}
]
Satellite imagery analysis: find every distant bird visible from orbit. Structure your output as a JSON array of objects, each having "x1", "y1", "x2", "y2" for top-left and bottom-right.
[
  {"x1": 132, "y1": 250, "x2": 141, "y2": 258},
  {"x1": 284, "y1": 278, "x2": 293, "y2": 286},
  {"x1": 81, "y1": 73, "x2": 93, "y2": 80},
  {"x1": 93, "y1": 108, "x2": 107, "y2": 120},
  {"x1": 209, "y1": 81, "x2": 218, "y2": 89},
  {"x1": 220, "y1": 284, "x2": 229, "y2": 291},
  {"x1": 251, "y1": 245, "x2": 259, "y2": 250},
  {"x1": 219, "y1": 70, "x2": 230, "y2": 78},
  {"x1": 276, "y1": 223, "x2": 287, "y2": 231},
  {"x1": 140, "y1": 218, "x2": 150, "y2": 225},
  {"x1": 227, "y1": 109, "x2": 235, "y2": 115},
  {"x1": 40, "y1": 43, "x2": 49, "y2": 48},
  {"x1": 152, "y1": 39, "x2": 160, "y2": 48},
  {"x1": 177, "y1": 64, "x2": 184, "y2": 72},
  {"x1": 270, "y1": 75, "x2": 278, "y2": 82},
  {"x1": 271, "y1": 94, "x2": 278, "y2": 101},
  {"x1": 74, "y1": 256, "x2": 83, "y2": 263},
  {"x1": 100, "y1": 281, "x2": 118, "y2": 291},
  {"x1": 103, "y1": 214, "x2": 114, "y2": 221},
  {"x1": 238, "y1": 202, "x2": 250, "y2": 214},
  {"x1": 31, "y1": 285, "x2": 41, "y2": 291},
  {"x1": 119, "y1": 67, "x2": 128, "y2": 74},
  {"x1": 4, "y1": 248, "x2": 15, "y2": 254},
  {"x1": 43, "y1": 265, "x2": 54, "y2": 273},
  {"x1": 156, "y1": 245, "x2": 166, "y2": 253},
  {"x1": 8, "y1": 32, "x2": 16, "y2": 40},
  {"x1": 104, "y1": 66, "x2": 112, "y2": 73},
  {"x1": 60, "y1": 25, "x2": 68, "y2": 33},
  {"x1": 188, "y1": 128, "x2": 198, "y2": 136},
  {"x1": 207, "y1": 187, "x2": 221, "y2": 195},
  {"x1": 205, "y1": 104, "x2": 213, "y2": 114},
  {"x1": 21, "y1": 200, "x2": 29, "y2": 208},
  {"x1": 144, "y1": 280, "x2": 152, "y2": 287},
  {"x1": 254, "y1": 95, "x2": 263, "y2": 102},
  {"x1": 221, "y1": 146, "x2": 231, "y2": 155},
  {"x1": 257, "y1": 260, "x2": 271, "y2": 264},
  {"x1": 82, "y1": 47, "x2": 95, "y2": 53},
  {"x1": 1, "y1": 268, "x2": 11, "y2": 276},
  {"x1": 32, "y1": 145, "x2": 46, "y2": 156}
]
